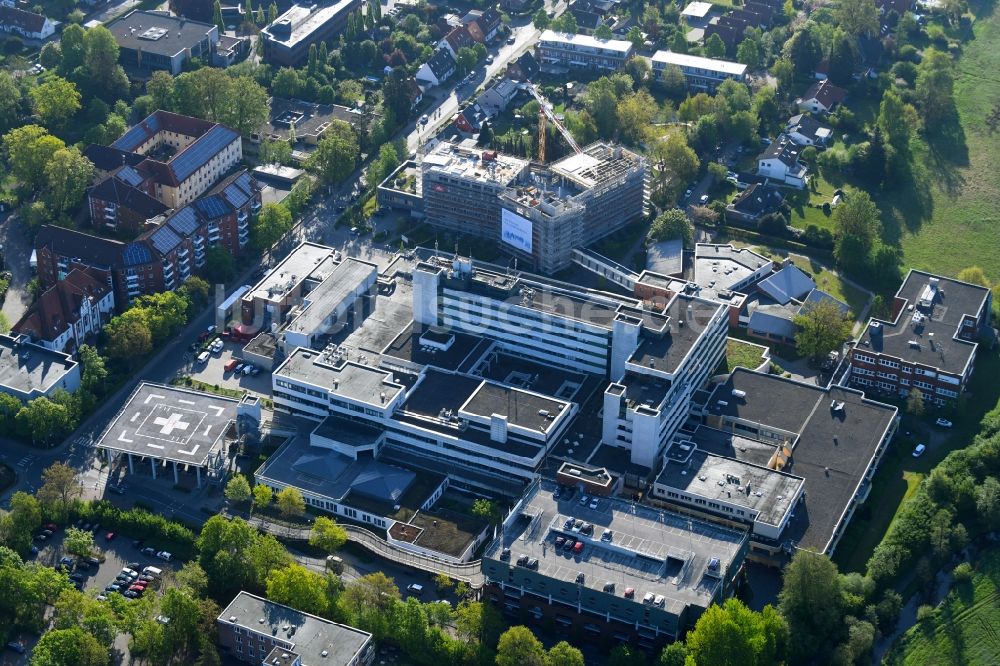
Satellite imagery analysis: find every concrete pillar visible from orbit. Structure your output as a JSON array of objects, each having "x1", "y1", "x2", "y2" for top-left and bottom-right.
[
  {"x1": 196, "y1": 466, "x2": 202, "y2": 489},
  {"x1": 173, "y1": 461, "x2": 179, "y2": 485},
  {"x1": 150, "y1": 458, "x2": 157, "y2": 480},
  {"x1": 106, "y1": 448, "x2": 112, "y2": 465},
  {"x1": 127, "y1": 453, "x2": 134, "y2": 475}
]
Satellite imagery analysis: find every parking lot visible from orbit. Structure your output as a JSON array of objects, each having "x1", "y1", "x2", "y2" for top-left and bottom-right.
[{"x1": 185, "y1": 338, "x2": 271, "y2": 396}]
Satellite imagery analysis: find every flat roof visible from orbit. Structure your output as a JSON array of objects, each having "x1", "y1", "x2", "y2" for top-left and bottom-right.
[
  {"x1": 539, "y1": 29, "x2": 634, "y2": 54},
  {"x1": 485, "y1": 481, "x2": 747, "y2": 614},
  {"x1": 681, "y1": 1, "x2": 714, "y2": 17},
  {"x1": 279, "y1": 350, "x2": 404, "y2": 407},
  {"x1": 646, "y1": 239, "x2": 684, "y2": 276},
  {"x1": 657, "y1": 447, "x2": 804, "y2": 528},
  {"x1": 422, "y1": 141, "x2": 528, "y2": 186},
  {"x1": 110, "y1": 10, "x2": 216, "y2": 58},
  {"x1": 97, "y1": 383, "x2": 238, "y2": 466},
  {"x1": 218, "y1": 592, "x2": 371, "y2": 666},
  {"x1": 629, "y1": 295, "x2": 725, "y2": 375},
  {"x1": 650, "y1": 50, "x2": 747, "y2": 76},
  {"x1": 0, "y1": 335, "x2": 78, "y2": 398},
  {"x1": 247, "y1": 242, "x2": 336, "y2": 305},
  {"x1": 703, "y1": 369, "x2": 898, "y2": 552},
  {"x1": 285, "y1": 258, "x2": 377, "y2": 335},
  {"x1": 460, "y1": 381, "x2": 570, "y2": 431},
  {"x1": 262, "y1": 0, "x2": 357, "y2": 48},
  {"x1": 381, "y1": 323, "x2": 489, "y2": 373},
  {"x1": 856, "y1": 270, "x2": 989, "y2": 376},
  {"x1": 693, "y1": 244, "x2": 772, "y2": 297}
]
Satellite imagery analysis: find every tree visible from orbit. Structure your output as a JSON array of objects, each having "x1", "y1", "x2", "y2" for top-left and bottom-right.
[
  {"x1": 594, "y1": 24, "x2": 613, "y2": 40},
  {"x1": 381, "y1": 67, "x2": 413, "y2": 122},
  {"x1": 878, "y1": 88, "x2": 918, "y2": 153},
  {"x1": 552, "y1": 13, "x2": 578, "y2": 34},
  {"x1": 134, "y1": 291, "x2": 189, "y2": 344},
  {"x1": 833, "y1": 190, "x2": 882, "y2": 275},
  {"x1": 276, "y1": 486, "x2": 305, "y2": 520},
  {"x1": 252, "y1": 483, "x2": 273, "y2": 510},
  {"x1": 366, "y1": 142, "x2": 400, "y2": 190},
  {"x1": 78, "y1": 345, "x2": 107, "y2": 395},
  {"x1": 787, "y1": 27, "x2": 822, "y2": 76},
  {"x1": 36, "y1": 463, "x2": 80, "y2": 517},
  {"x1": 16, "y1": 398, "x2": 72, "y2": 446},
  {"x1": 44, "y1": 147, "x2": 95, "y2": 219},
  {"x1": 259, "y1": 138, "x2": 293, "y2": 165},
  {"x1": 736, "y1": 38, "x2": 760, "y2": 70},
  {"x1": 957, "y1": 266, "x2": 991, "y2": 287},
  {"x1": 64, "y1": 527, "x2": 95, "y2": 557},
  {"x1": 649, "y1": 209, "x2": 694, "y2": 247},
  {"x1": 532, "y1": 9, "x2": 550, "y2": 30},
  {"x1": 455, "y1": 600, "x2": 503, "y2": 647},
  {"x1": 659, "y1": 642, "x2": 688, "y2": 666},
  {"x1": 906, "y1": 388, "x2": 926, "y2": 416},
  {"x1": 104, "y1": 314, "x2": 153, "y2": 362},
  {"x1": 827, "y1": 31, "x2": 858, "y2": 86},
  {"x1": 339, "y1": 572, "x2": 400, "y2": 640},
  {"x1": 779, "y1": 550, "x2": 845, "y2": 662},
  {"x1": 705, "y1": 33, "x2": 726, "y2": 58},
  {"x1": 626, "y1": 26, "x2": 643, "y2": 50},
  {"x1": 307, "y1": 121, "x2": 359, "y2": 183},
  {"x1": 266, "y1": 564, "x2": 329, "y2": 615},
  {"x1": 3, "y1": 125, "x2": 65, "y2": 190},
  {"x1": 976, "y1": 477, "x2": 1000, "y2": 531},
  {"x1": 496, "y1": 626, "x2": 546, "y2": 666},
  {"x1": 175, "y1": 561, "x2": 210, "y2": 596},
  {"x1": 269, "y1": 2, "x2": 278, "y2": 24},
  {"x1": 835, "y1": 0, "x2": 880, "y2": 37},
  {"x1": 31, "y1": 627, "x2": 108, "y2": 666},
  {"x1": 213, "y1": 0, "x2": 225, "y2": 31},
  {"x1": 252, "y1": 203, "x2": 293, "y2": 251},
  {"x1": 219, "y1": 76, "x2": 270, "y2": 137},
  {"x1": 0, "y1": 72, "x2": 21, "y2": 132},
  {"x1": 547, "y1": 641, "x2": 585, "y2": 666},
  {"x1": 793, "y1": 299, "x2": 853, "y2": 361},
  {"x1": 471, "y1": 498, "x2": 498, "y2": 521},
  {"x1": 657, "y1": 63, "x2": 687, "y2": 97},
  {"x1": 204, "y1": 245, "x2": 236, "y2": 283},
  {"x1": 433, "y1": 572, "x2": 453, "y2": 594},
  {"x1": 916, "y1": 49, "x2": 955, "y2": 125},
  {"x1": 616, "y1": 90, "x2": 656, "y2": 146},
  {"x1": 60, "y1": 23, "x2": 87, "y2": 74},
  {"x1": 309, "y1": 516, "x2": 348, "y2": 552},
  {"x1": 83, "y1": 26, "x2": 126, "y2": 99},
  {"x1": 671, "y1": 31, "x2": 689, "y2": 54},
  {"x1": 224, "y1": 475, "x2": 252, "y2": 504},
  {"x1": 652, "y1": 133, "x2": 699, "y2": 194},
  {"x1": 29, "y1": 76, "x2": 81, "y2": 129}
]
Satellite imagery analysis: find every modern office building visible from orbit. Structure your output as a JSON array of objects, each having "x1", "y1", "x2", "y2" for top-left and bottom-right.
[
  {"x1": 537, "y1": 30, "x2": 634, "y2": 72},
  {"x1": 0, "y1": 334, "x2": 80, "y2": 403},
  {"x1": 848, "y1": 271, "x2": 992, "y2": 403},
  {"x1": 217, "y1": 592, "x2": 374, "y2": 666},
  {"x1": 420, "y1": 141, "x2": 647, "y2": 275},
  {"x1": 481, "y1": 480, "x2": 748, "y2": 648},
  {"x1": 650, "y1": 51, "x2": 747, "y2": 91},
  {"x1": 261, "y1": 0, "x2": 363, "y2": 66},
  {"x1": 109, "y1": 10, "x2": 220, "y2": 76}
]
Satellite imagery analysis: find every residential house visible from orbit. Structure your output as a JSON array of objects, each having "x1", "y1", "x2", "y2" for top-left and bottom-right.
[
  {"x1": 756, "y1": 134, "x2": 808, "y2": 188},
  {"x1": 507, "y1": 51, "x2": 539, "y2": 81},
  {"x1": 416, "y1": 49, "x2": 457, "y2": 86},
  {"x1": 537, "y1": 30, "x2": 634, "y2": 72},
  {"x1": 478, "y1": 78, "x2": 520, "y2": 117},
  {"x1": 467, "y1": 7, "x2": 503, "y2": 42},
  {"x1": 0, "y1": 6, "x2": 56, "y2": 40},
  {"x1": 849, "y1": 271, "x2": 992, "y2": 403},
  {"x1": 569, "y1": 0, "x2": 619, "y2": 33},
  {"x1": 12, "y1": 269, "x2": 115, "y2": 353},
  {"x1": 440, "y1": 25, "x2": 476, "y2": 58},
  {"x1": 725, "y1": 183, "x2": 784, "y2": 224},
  {"x1": 796, "y1": 80, "x2": 846, "y2": 114},
  {"x1": 784, "y1": 113, "x2": 833, "y2": 147}
]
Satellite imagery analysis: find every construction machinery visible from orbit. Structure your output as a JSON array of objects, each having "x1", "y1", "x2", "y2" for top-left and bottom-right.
[{"x1": 524, "y1": 83, "x2": 581, "y2": 162}]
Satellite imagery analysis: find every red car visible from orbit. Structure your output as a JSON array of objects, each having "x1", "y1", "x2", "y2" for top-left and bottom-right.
[
  {"x1": 131, "y1": 581, "x2": 148, "y2": 589},
  {"x1": 43, "y1": 523, "x2": 57, "y2": 532},
  {"x1": 128, "y1": 584, "x2": 145, "y2": 593},
  {"x1": 105, "y1": 532, "x2": 116, "y2": 541}
]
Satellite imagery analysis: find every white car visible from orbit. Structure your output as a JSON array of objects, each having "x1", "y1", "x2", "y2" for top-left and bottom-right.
[
  {"x1": 588, "y1": 498, "x2": 599, "y2": 510},
  {"x1": 912, "y1": 443, "x2": 926, "y2": 457},
  {"x1": 935, "y1": 418, "x2": 953, "y2": 428},
  {"x1": 699, "y1": 194, "x2": 710, "y2": 204},
  {"x1": 210, "y1": 339, "x2": 224, "y2": 354},
  {"x1": 156, "y1": 551, "x2": 172, "y2": 562}
]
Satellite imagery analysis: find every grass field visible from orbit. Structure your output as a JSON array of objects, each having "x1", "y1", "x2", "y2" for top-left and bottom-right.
[
  {"x1": 725, "y1": 338, "x2": 768, "y2": 372},
  {"x1": 886, "y1": 550, "x2": 1000, "y2": 665},
  {"x1": 878, "y1": 0, "x2": 1000, "y2": 283}
]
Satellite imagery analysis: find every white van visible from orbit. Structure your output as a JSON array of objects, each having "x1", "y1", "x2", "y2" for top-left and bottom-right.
[
  {"x1": 406, "y1": 583, "x2": 424, "y2": 595},
  {"x1": 142, "y1": 566, "x2": 163, "y2": 578},
  {"x1": 196, "y1": 351, "x2": 210, "y2": 364}
]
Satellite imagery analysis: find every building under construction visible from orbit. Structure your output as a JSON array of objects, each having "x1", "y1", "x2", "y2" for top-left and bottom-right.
[{"x1": 420, "y1": 141, "x2": 648, "y2": 274}]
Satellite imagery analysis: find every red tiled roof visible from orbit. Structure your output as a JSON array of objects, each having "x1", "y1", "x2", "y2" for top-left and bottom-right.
[{"x1": 13, "y1": 268, "x2": 111, "y2": 344}]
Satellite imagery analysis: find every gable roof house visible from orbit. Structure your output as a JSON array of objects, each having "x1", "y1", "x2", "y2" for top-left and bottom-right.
[
  {"x1": 416, "y1": 48, "x2": 457, "y2": 86},
  {"x1": 784, "y1": 113, "x2": 834, "y2": 147},
  {"x1": 756, "y1": 134, "x2": 808, "y2": 188},
  {"x1": 725, "y1": 183, "x2": 785, "y2": 224},
  {"x1": 507, "y1": 51, "x2": 539, "y2": 81},
  {"x1": 478, "y1": 78, "x2": 520, "y2": 117},
  {"x1": 440, "y1": 25, "x2": 476, "y2": 58},
  {"x1": 12, "y1": 268, "x2": 115, "y2": 353},
  {"x1": 796, "y1": 80, "x2": 846, "y2": 114},
  {"x1": 0, "y1": 6, "x2": 56, "y2": 40}
]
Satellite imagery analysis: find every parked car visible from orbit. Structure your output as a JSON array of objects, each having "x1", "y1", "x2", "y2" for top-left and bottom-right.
[
  {"x1": 406, "y1": 583, "x2": 424, "y2": 595},
  {"x1": 6, "y1": 642, "x2": 25, "y2": 654},
  {"x1": 913, "y1": 443, "x2": 927, "y2": 457},
  {"x1": 156, "y1": 551, "x2": 172, "y2": 562},
  {"x1": 110, "y1": 484, "x2": 127, "y2": 495},
  {"x1": 579, "y1": 494, "x2": 590, "y2": 506},
  {"x1": 43, "y1": 523, "x2": 57, "y2": 532},
  {"x1": 105, "y1": 532, "x2": 116, "y2": 541},
  {"x1": 936, "y1": 418, "x2": 953, "y2": 428},
  {"x1": 210, "y1": 339, "x2": 224, "y2": 354},
  {"x1": 588, "y1": 498, "x2": 599, "y2": 510},
  {"x1": 141, "y1": 547, "x2": 156, "y2": 556},
  {"x1": 699, "y1": 194, "x2": 709, "y2": 205},
  {"x1": 196, "y1": 351, "x2": 210, "y2": 364}
]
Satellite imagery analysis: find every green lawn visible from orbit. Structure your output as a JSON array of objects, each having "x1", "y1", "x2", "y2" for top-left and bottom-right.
[
  {"x1": 886, "y1": 550, "x2": 1000, "y2": 665},
  {"x1": 725, "y1": 338, "x2": 768, "y2": 373},
  {"x1": 786, "y1": 173, "x2": 840, "y2": 234},
  {"x1": 878, "y1": 1, "x2": 1000, "y2": 283}
]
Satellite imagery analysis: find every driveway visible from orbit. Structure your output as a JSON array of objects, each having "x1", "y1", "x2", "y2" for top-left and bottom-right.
[{"x1": 0, "y1": 211, "x2": 34, "y2": 326}]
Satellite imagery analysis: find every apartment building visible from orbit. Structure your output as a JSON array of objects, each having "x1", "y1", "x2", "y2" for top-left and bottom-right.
[
  {"x1": 12, "y1": 268, "x2": 115, "y2": 353},
  {"x1": 262, "y1": 0, "x2": 363, "y2": 66},
  {"x1": 848, "y1": 271, "x2": 992, "y2": 404},
  {"x1": 537, "y1": 30, "x2": 634, "y2": 72},
  {"x1": 217, "y1": 592, "x2": 373, "y2": 666},
  {"x1": 650, "y1": 51, "x2": 748, "y2": 91},
  {"x1": 482, "y1": 480, "x2": 747, "y2": 649}
]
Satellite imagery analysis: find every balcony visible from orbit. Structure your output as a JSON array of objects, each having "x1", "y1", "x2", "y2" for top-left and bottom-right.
[
  {"x1": 177, "y1": 247, "x2": 189, "y2": 259},
  {"x1": 193, "y1": 236, "x2": 205, "y2": 249},
  {"x1": 250, "y1": 200, "x2": 261, "y2": 213},
  {"x1": 237, "y1": 211, "x2": 249, "y2": 224},
  {"x1": 239, "y1": 231, "x2": 249, "y2": 247}
]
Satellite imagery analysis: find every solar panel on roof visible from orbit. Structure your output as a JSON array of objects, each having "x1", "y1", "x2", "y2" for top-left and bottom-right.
[
  {"x1": 123, "y1": 242, "x2": 152, "y2": 267},
  {"x1": 113, "y1": 124, "x2": 149, "y2": 152},
  {"x1": 170, "y1": 126, "x2": 239, "y2": 182},
  {"x1": 115, "y1": 166, "x2": 144, "y2": 187},
  {"x1": 149, "y1": 226, "x2": 182, "y2": 255},
  {"x1": 165, "y1": 206, "x2": 199, "y2": 237},
  {"x1": 195, "y1": 195, "x2": 231, "y2": 219},
  {"x1": 222, "y1": 183, "x2": 250, "y2": 209}
]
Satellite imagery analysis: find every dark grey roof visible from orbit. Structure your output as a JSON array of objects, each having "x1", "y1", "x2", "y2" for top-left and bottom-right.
[
  {"x1": 785, "y1": 113, "x2": 832, "y2": 141},
  {"x1": 109, "y1": 10, "x2": 216, "y2": 58},
  {"x1": 757, "y1": 264, "x2": 816, "y2": 304},
  {"x1": 35, "y1": 226, "x2": 126, "y2": 269},
  {"x1": 89, "y1": 176, "x2": 169, "y2": 219},
  {"x1": 0, "y1": 6, "x2": 48, "y2": 33},
  {"x1": 82, "y1": 144, "x2": 145, "y2": 172},
  {"x1": 729, "y1": 183, "x2": 784, "y2": 216},
  {"x1": 759, "y1": 134, "x2": 803, "y2": 167},
  {"x1": 424, "y1": 48, "x2": 457, "y2": 79}
]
